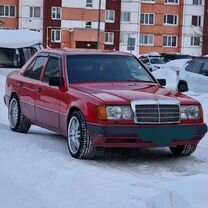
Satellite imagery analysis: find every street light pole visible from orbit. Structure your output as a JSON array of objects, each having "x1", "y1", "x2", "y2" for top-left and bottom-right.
[{"x1": 97, "y1": 0, "x2": 101, "y2": 50}]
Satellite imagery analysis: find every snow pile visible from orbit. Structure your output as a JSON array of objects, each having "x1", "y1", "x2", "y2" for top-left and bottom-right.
[
  {"x1": 153, "y1": 67, "x2": 177, "y2": 90},
  {"x1": 0, "y1": 29, "x2": 42, "y2": 48},
  {"x1": 161, "y1": 59, "x2": 190, "y2": 72}
]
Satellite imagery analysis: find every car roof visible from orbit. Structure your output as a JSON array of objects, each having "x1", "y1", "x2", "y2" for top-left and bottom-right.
[{"x1": 39, "y1": 48, "x2": 133, "y2": 56}]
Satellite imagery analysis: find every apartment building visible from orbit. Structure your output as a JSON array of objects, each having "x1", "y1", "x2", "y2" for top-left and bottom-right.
[
  {"x1": 19, "y1": 0, "x2": 43, "y2": 34},
  {"x1": 182, "y1": 0, "x2": 204, "y2": 56},
  {"x1": 104, "y1": 0, "x2": 121, "y2": 51},
  {"x1": 43, "y1": 0, "x2": 106, "y2": 49},
  {"x1": 0, "y1": 0, "x2": 18, "y2": 29},
  {"x1": 202, "y1": 0, "x2": 208, "y2": 55},
  {"x1": 119, "y1": 0, "x2": 140, "y2": 55},
  {"x1": 0, "y1": 0, "x2": 206, "y2": 56},
  {"x1": 140, "y1": 0, "x2": 184, "y2": 54}
]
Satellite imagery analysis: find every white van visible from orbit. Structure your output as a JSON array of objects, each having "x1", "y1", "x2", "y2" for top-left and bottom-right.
[{"x1": 0, "y1": 30, "x2": 42, "y2": 76}]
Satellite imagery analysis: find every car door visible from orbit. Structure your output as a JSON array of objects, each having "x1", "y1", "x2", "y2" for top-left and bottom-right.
[
  {"x1": 35, "y1": 54, "x2": 63, "y2": 131},
  {"x1": 198, "y1": 62, "x2": 208, "y2": 93},
  {"x1": 18, "y1": 54, "x2": 48, "y2": 123},
  {"x1": 185, "y1": 61, "x2": 204, "y2": 92}
]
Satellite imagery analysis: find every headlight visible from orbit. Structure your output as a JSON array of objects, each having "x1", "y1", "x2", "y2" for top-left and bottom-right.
[
  {"x1": 97, "y1": 106, "x2": 133, "y2": 120},
  {"x1": 180, "y1": 105, "x2": 200, "y2": 120}
]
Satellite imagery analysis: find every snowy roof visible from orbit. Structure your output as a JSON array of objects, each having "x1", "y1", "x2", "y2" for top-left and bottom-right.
[{"x1": 0, "y1": 29, "x2": 42, "y2": 48}]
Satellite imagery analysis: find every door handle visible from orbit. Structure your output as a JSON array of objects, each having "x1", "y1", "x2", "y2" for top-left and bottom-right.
[
  {"x1": 17, "y1": 82, "x2": 23, "y2": 87},
  {"x1": 36, "y1": 87, "x2": 41, "y2": 93}
]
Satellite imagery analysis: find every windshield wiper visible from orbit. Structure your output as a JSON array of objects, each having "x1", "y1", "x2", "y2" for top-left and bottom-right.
[{"x1": 124, "y1": 79, "x2": 153, "y2": 83}]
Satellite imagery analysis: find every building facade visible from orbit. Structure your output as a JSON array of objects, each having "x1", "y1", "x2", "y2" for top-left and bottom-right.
[
  {"x1": 182, "y1": 0, "x2": 204, "y2": 56},
  {"x1": 0, "y1": 0, "x2": 18, "y2": 29},
  {"x1": 202, "y1": 0, "x2": 208, "y2": 55},
  {"x1": 0, "y1": 0, "x2": 206, "y2": 56}
]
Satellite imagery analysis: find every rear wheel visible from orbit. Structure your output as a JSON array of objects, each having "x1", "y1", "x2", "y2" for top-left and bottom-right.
[
  {"x1": 169, "y1": 144, "x2": 197, "y2": 156},
  {"x1": 178, "y1": 83, "x2": 188, "y2": 92},
  {"x1": 67, "y1": 111, "x2": 95, "y2": 159},
  {"x1": 8, "y1": 96, "x2": 31, "y2": 133}
]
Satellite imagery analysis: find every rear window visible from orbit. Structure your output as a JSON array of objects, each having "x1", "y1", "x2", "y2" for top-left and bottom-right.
[{"x1": 67, "y1": 55, "x2": 155, "y2": 84}]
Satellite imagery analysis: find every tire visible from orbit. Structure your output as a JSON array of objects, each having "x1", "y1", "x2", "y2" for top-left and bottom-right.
[
  {"x1": 178, "y1": 83, "x2": 188, "y2": 92},
  {"x1": 169, "y1": 144, "x2": 197, "y2": 156},
  {"x1": 8, "y1": 96, "x2": 31, "y2": 133},
  {"x1": 67, "y1": 111, "x2": 95, "y2": 159}
]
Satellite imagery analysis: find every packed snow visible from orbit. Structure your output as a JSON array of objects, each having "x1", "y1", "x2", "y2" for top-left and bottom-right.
[
  {"x1": 0, "y1": 29, "x2": 42, "y2": 48},
  {"x1": 0, "y1": 70, "x2": 208, "y2": 208}
]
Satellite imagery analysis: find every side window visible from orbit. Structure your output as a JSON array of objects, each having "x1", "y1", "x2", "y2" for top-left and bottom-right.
[
  {"x1": 24, "y1": 56, "x2": 48, "y2": 80},
  {"x1": 191, "y1": 61, "x2": 203, "y2": 74},
  {"x1": 43, "y1": 56, "x2": 61, "y2": 83},
  {"x1": 23, "y1": 47, "x2": 38, "y2": 62},
  {"x1": 201, "y1": 63, "x2": 208, "y2": 76},
  {"x1": 185, "y1": 62, "x2": 193, "y2": 72}
]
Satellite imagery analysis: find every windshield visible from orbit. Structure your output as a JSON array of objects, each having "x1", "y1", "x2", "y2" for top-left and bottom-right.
[
  {"x1": 150, "y1": 58, "x2": 165, "y2": 64},
  {"x1": 67, "y1": 55, "x2": 155, "y2": 84},
  {"x1": 0, "y1": 48, "x2": 19, "y2": 68}
]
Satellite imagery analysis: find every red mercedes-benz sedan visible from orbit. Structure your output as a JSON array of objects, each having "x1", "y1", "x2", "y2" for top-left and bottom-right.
[{"x1": 4, "y1": 49, "x2": 207, "y2": 159}]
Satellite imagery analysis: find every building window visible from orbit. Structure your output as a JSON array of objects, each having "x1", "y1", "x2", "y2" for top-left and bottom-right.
[
  {"x1": 121, "y1": 12, "x2": 131, "y2": 22},
  {"x1": 105, "y1": 10, "x2": 115, "y2": 23},
  {"x1": 0, "y1": 5, "x2": 16, "y2": 17},
  {"x1": 139, "y1": 34, "x2": 154, "y2": 46},
  {"x1": 52, "y1": 7, "x2": 61, "y2": 20},
  {"x1": 140, "y1": 13, "x2": 154, "y2": 25},
  {"x1": 29, "y1": 7, "x2": 41, "y2": 18},
  {"x1": 105, "y1": 32, "x2": 114, "y2": 45},
  {"x1": 85, "y1": 22, "x2": 92, "y2": 28},
  {"x1": 86, "y1": 0, "x2": 93, "y2": 8},
  {"x1": 192, "y1": 16, "x2": 201, "y2": 26},
  {"x1": 193, "y1": 0, "x2": 202, "y2": 5},
  {"x1": 191, "y1": 36, "x2": 201, "y2": 46},
  {"x1": 165, "y1": 0, "x2": 179, "y2": 4},
  {"x1": 163, "y1": 35, "x2": 177, "y2": 47},
  {"x1": 51, "y1": 30, "x2": 61, "y2": 43},
  {"x1": 120, "y1": 32, "x2": 132, "y2": 44},
  {"x1": 141, "y1": 0, "x2": 155, "y2": 3},
  {"x1": 164, "y1": 15, "x2": 178, "y2": 25}
]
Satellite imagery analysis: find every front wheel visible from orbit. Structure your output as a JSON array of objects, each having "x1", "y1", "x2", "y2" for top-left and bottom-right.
[
  {"x1": 67, "y1": 111, "x2": 95, "y2": 159},
  {"x1": 169, "y1": 144, "x2": 197, "y2": 156}
]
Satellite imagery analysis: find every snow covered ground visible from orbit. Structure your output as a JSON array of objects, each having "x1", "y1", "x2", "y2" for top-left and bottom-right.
[{"x1": 0, "y1": 71, "x2": 208, "y2": 208}]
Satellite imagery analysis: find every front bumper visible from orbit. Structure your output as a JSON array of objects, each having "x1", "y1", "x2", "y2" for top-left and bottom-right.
[{"x1": 88, "y1": 123, "x2": 207, "y2": 148}]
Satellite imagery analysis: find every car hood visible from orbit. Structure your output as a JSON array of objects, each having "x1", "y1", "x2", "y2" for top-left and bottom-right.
[{"x1": 72, "y1": 82, "x2": 198, "y2": 105}]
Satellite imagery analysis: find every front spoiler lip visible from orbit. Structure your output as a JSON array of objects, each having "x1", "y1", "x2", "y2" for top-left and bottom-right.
[{"x1": 87, "y1": 123, "x2": 207, "y2": 148}]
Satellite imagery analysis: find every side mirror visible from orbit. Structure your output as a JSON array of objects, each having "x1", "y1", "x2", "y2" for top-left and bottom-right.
[
  {"x1": 157, "y1": 79, "x2": 166, "y2": 86},
  {"x1": 49, "y1": 77, "x2": 64, "y2": 87}
]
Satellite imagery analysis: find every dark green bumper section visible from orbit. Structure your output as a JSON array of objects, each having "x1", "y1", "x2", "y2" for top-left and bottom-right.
[
  {"x1": 88, "y1": 123, "x2": 207, "y2": 147},
  {"x1": 138, "y1": 127, "x2": 199, "y2": 147}
]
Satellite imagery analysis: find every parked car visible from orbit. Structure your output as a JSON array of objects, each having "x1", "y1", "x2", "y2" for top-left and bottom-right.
[
  {"x1": 161, "y1": 53, "x2": 192, "y2": 63},
  {"x1": 138, "y1": 52, "x2": 165, "y2": 71},
  {"x1": 177, "y1": 58, "x2": 208, "y2": 93},
  {"x1": 4, "y1": 49, "x2": 207, "y2": 159},
  {"x1": 0, "y1": 29, "x2": 42, "y2": 76}
]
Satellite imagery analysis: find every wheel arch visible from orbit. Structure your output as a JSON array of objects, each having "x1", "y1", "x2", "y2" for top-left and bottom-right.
[
  {"x1": 10, "y1": 92, "x2": 18, "y2": 102},
  {"x1": 177, "y1": 80, "x2": 188, "y2": 90},
  {"x1": 67, "y1": 106, "x2": 82, "y2": 127}
]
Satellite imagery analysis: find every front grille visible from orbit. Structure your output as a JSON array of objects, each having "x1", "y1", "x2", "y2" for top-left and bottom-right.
[{"x1": 135, "y1": 104, "x2": 180, "y2": 124}]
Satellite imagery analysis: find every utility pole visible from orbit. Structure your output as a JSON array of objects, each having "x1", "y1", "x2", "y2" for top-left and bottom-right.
[{"x1": 97, "y1": 0, "x2": 101, "y2": 50}]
